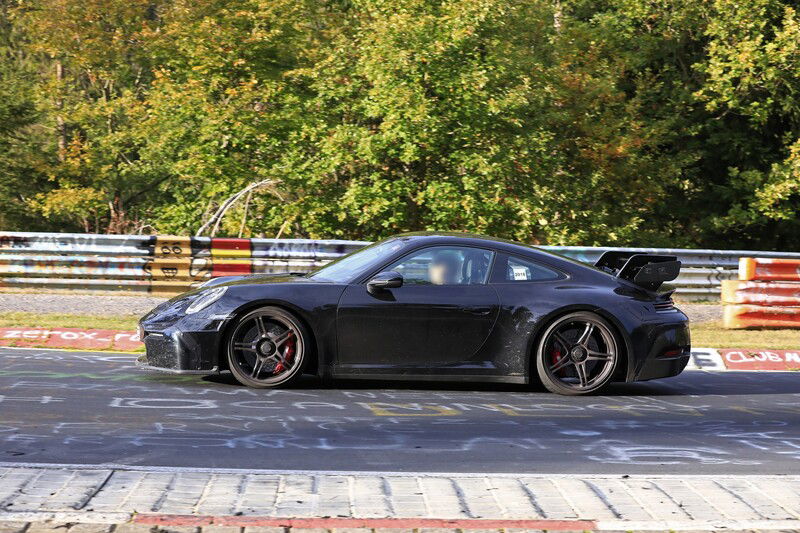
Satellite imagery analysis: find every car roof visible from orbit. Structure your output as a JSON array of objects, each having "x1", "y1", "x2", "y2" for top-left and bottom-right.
[
  {"x1": 393, "y1": 231, "x2": 557, "y2": 259},
  {"x1": 395, "y1": 231, "x2": 541, "y2": 252},
  {"x1": 391, "y1": 231, "x2": 601, "y2": 275}
]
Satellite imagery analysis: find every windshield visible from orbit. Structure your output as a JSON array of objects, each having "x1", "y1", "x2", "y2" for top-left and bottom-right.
[{"x1": 307, "y1": 238, "x2": 409, "y2": 283}]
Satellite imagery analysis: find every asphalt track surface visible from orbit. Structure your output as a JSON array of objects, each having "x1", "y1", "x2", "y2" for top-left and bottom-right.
[{"x1": 1, "y1": 347, "x2": 799, "y2": 475}]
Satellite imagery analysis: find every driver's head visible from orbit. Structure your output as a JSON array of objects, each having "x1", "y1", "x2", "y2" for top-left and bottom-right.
[{"x1": 429, "y1": 250, "x2": 461, "y2": 285}]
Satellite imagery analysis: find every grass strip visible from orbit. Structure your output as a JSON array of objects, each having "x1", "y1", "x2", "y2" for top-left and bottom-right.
[{"x1": 0, "y1": 311, "x2": 139, "y2": 331}]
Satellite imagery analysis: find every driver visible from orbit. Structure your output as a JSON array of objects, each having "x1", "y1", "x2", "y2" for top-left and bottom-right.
[{"x1": 429, "y1": 250, "x2": 461, "y2": 285}]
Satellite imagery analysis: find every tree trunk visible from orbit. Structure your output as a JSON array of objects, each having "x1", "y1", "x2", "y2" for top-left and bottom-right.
[{"x1": 55, "y1": 60, "x2": 66, "y2": 161}]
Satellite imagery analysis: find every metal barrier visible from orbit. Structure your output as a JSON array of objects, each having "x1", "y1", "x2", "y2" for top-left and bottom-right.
[
  {"x1": 1, "y1": 232, "x2": 799, "y2": 299},
  {"x1": 0, "y1": 232, "x2": 369, "y2": 294}
]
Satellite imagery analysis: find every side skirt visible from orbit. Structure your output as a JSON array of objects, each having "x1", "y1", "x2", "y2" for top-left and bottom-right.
[{"x1": 327, "y1": 369, "x2": 527, "y2": 385}]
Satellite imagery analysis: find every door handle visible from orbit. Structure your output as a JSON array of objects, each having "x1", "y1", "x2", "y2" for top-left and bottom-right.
[{"x1": 462, "y1": 306, "x2": 492, "y2": 316}]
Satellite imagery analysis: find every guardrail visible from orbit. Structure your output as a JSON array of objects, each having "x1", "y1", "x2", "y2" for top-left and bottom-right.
[{"x1": 1, "y1": 232, "x2": 799, "y2": 299}]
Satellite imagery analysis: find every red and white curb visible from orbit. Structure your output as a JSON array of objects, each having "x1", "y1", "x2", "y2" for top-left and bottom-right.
[
  {"x1": 687, "y1": 347, "x2": 800, "y2": 371},
  {"x1": 0, "y1": 326, "x2": 798, "y2": 372},
  {"x1": 2, "y1": 512, "x2": 799, "y2": 531},
  {"x1": 0, "y1": 327, "x2": 140, "y2": 351}
]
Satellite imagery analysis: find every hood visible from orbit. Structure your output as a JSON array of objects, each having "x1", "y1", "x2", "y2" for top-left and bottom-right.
[{"x1": 200, "y1": 272, "x2": 316, "y2": 288}]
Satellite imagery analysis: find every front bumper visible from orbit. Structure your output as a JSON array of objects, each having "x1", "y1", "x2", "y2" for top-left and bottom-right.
[
  {"x1": 139, "y1": 298, "x2": 229, "y2": 373},
  {"x1": 136, "y1": 354, "x2": 216, "y2": 374},
  {"x1": 139, "y1": 329, "x2": 222, "y2": 373}
]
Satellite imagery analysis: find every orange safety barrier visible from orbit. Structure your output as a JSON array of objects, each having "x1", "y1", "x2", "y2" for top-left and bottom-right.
[
  {"x1": 721, "y1": 280, "x2": 800, "y2": 307},
  {"x1": 739, "y1": 257, "x2": 800, "y2": 282},
  {"x1": 725, "y1": 257, "x2": 800, "y2": 328},
  {"x1": 723, "y1": 304, "x2": 800, "y2": 329}
]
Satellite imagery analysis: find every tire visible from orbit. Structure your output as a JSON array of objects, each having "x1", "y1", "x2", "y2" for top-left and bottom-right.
[
  {"x1": 226, "y1": 306, "x2": 310, "y2": 388},
  {"x1": 535, "y1": 311, "x2": 620, "y2": 395}
]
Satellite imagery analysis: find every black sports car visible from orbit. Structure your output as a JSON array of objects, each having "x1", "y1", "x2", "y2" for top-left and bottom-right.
[{"x1": 138, "y1": 232, "x2": 690, "y2": 395}]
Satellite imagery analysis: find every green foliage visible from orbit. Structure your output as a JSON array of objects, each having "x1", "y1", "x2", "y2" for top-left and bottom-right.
[
  {"x1": 0, "y1": 0, "x2": 798, "y2": 249},
  {"x1": 0, "y1": 0, "x2": 53, "y2": 230},
  {"x1": 694, "y1": 0, "x2": 800, "y2": 246}
]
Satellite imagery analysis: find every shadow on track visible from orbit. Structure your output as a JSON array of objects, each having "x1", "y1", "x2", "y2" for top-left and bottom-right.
[{"x1": 199, "y1": 369, "x2": 800, "y2": 397}]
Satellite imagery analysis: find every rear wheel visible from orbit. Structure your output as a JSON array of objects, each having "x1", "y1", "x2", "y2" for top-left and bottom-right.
[
  {"x1": 535, "y1": 311, "x2": 619, "y2": 395},
  {"x1": 226, "y1": 306, "x2": 309, "y2": 388}
]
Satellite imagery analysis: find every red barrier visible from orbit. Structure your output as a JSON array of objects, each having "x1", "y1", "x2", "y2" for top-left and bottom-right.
[
  {"x1": 720, "y1": 349, "x2": 800, "y2": 371},
  {"x1": 211, "y1": 238, "x2": 252, "y2": 258},
  {"x1": 739, "y1": 257, "x2": 800, "y2": 281},
  {"x1": 722, "y1": 280, "x2": 800, "y2": 306},
  {"x1": 211, "y1": 260, "x2": 253, "y2": 277},
  {"x1": 723, "y1": 304, "x2": 800, "y2": 329}
]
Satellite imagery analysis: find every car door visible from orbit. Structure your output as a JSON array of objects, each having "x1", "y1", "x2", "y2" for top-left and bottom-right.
[{"x1": 335, "y1": 245, "x2": 500, "y2": 371}]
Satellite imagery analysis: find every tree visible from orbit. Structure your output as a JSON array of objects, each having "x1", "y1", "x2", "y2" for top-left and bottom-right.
[
  {"x1": 0, "y1": 0, "x2": 52, "y2": 231},
  {"x1": 695, "y1": 0, "x2": 800, "y2": 249},
  {"x1": 1, "y1": 0, "x2": 798, "y2": 251}
]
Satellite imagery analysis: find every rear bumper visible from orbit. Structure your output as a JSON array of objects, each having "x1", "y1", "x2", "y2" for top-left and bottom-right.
[
  {"x1": 631, "y1": 317, "x2": 691, "y2": 381},
  {"x1": 635, "y1": 353, "x2": 690, "y2": 381}
]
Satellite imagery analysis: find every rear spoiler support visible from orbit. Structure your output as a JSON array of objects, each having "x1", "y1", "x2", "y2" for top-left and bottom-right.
[{"x1": 595, "y1": 251, "x2": 681, "y2": 291}]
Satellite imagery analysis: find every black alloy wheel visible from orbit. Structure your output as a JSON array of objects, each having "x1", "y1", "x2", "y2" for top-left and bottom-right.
[
  {"x1": 227, "y1": 306, "x2": 309, "y2": 388},
  {"x1": 536, "y1": 311, "x2": 619, "y2": 395}
]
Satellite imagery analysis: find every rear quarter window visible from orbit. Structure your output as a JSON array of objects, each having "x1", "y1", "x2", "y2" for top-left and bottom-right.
[{"x1": 491, "y1": 253, "x2": 563, "y2": 283}]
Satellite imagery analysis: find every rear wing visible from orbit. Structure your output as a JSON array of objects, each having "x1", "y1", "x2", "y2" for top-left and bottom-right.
[{"x1": 594, "y1": 251, "x2": 681, "y2": 291}]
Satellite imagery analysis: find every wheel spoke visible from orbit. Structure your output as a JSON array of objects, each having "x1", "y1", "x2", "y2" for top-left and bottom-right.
[
  {"x1": 553, "y1": 332, "x2": 571, "y2": 350},
  {"x1": 577, "y1": 323, "x2": 594, "y2": 346},
  {"x1": 575, "y1": 361, "x2": 589, "y2": 387},
  {"x1": 550, "y1": 355, "x2": 574, "y2": 372},
  {"x1": 251, "y1": 358, "x2": 264, "y2": 378},
  {"x1": 269, "y1": 351, "x2": 288, "y2": 366},
  {"x1": 269, "y1": 328, "x2": 293, "y2": 347},
  {"x1": 587, "y1": 350, "x2": 613, "y2": 361},
  {"x1": 255, "y1": 316, "x2": 268, "y2": 337},
  {"x1": 234, "y1": 342, "x2": 257, "y2": 352}
]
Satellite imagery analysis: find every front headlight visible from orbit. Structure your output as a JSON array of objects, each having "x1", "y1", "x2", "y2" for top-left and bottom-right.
[{"x1": 185, "y1": 286, "x2": 227, "y2": 314}]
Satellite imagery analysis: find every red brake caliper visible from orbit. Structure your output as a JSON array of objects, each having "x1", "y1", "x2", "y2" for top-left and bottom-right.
[
  {"x1": 552, "y1": 346, "x2": 566, "y2": 377},
  {"x1": 274, "y1": 333, "x2": 295, "y2": 374}
]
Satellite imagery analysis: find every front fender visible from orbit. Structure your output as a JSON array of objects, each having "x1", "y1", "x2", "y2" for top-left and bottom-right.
[{"x1": 214, "y1": 283, "x2": 347, "y2": 374}]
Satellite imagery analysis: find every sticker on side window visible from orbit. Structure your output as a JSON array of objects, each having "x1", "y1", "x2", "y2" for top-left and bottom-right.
[{"x1": 511, "y1": 265, "x2": 530, "y2": 281}]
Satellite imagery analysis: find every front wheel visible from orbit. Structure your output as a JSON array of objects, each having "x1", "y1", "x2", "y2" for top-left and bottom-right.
[
  {"x1": 535, "y1": 311, "x2": 620, "y2": 395},
  {"x1": 226, "y1": 306, "x2": 309, "y2": 388}
]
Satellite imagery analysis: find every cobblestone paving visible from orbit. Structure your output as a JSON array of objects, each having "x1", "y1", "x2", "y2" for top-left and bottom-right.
[
  {"x1": 1, "y1": 467, "x2": 799, "y2": 524},
  {"x1": 2, "y1": 523, "x2": 800, "y2": 533}
]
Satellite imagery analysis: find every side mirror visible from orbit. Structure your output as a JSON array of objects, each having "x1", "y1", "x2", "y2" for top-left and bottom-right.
[{"x1": 367, "y1": 271, "x2": 403, "y2": 294}]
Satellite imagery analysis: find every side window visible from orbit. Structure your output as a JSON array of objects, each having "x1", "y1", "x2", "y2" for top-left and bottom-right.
[
  {"x1": 387, "y1": 246, "x2": 494, "y2": 285},
  {"x1": 493, "y1": 254, "x2": 562, "y2": 282}
]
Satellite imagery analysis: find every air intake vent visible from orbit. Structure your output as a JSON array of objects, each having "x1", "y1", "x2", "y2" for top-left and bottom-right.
[{"x1": 654, "y1": 300, "x2": 675, "y2": 312}]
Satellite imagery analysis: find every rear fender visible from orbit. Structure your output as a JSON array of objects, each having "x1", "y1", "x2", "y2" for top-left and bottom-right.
[{"x1": 525, "y1": 304, "x2": 636, "y2": 384}]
